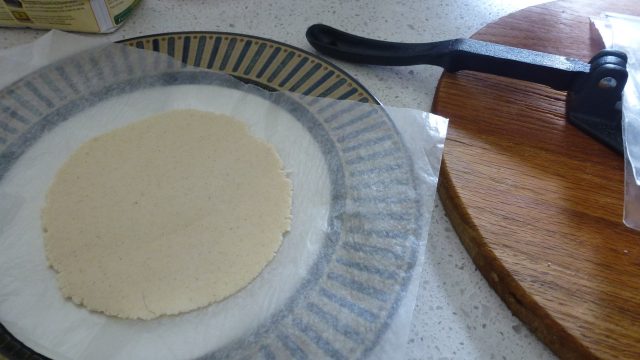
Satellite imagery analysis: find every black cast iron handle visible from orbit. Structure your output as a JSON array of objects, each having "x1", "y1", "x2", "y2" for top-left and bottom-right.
[
  {"x1": 306, "y1": 23, "x2": 629, "y2": 154},
  {"x1": 306, "y1": 23, "x2": 591, "y2": 91}
]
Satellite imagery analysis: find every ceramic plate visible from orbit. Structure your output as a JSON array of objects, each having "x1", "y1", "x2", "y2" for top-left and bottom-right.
[{"x1": 0, "y1": 32, "x2": 422, "y2": 360}]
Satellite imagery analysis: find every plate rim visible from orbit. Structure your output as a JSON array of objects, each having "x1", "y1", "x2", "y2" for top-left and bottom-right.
[
  {"x1": 116, "y1": 30, "x2": 383, "y2": 106},
  {"x1": 0, "y1": 31, "x2": 422, "y2": 360}
]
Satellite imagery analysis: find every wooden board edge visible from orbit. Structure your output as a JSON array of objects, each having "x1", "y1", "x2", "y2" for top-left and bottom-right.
[
  {"x1": 436, "y1": 156, "x2": 596, "y2": 360},
  {"x1": 434, "y1": 72, "x2": 596, "y2": 359}
]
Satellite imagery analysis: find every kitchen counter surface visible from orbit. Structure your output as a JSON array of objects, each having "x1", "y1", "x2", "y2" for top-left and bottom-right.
[{"x1": 1, "y1": 1, "x2": 557, "y2": 359}]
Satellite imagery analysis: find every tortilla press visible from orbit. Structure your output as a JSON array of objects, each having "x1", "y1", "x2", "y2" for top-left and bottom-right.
[{"x1": 306, "y1": 23, "x2": 628, "y2": 154}]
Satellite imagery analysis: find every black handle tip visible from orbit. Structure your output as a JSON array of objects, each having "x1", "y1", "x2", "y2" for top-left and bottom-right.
[{"x1": 306, "y1": 24, "x2": 340, "y2": 52}]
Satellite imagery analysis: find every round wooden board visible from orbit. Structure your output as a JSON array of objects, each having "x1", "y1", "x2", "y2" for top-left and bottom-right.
[{"x1": 433, "y1": 1, "x2": 640, "y2": 359}]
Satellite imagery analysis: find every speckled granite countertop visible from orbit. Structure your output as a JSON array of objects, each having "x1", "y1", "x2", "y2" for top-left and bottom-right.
[{"x1": 1, "y1": 1, "x2": 557, "y2": 359}]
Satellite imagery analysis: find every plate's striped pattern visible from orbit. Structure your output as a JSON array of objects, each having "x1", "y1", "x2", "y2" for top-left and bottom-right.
[
  {"x1": 0, "y1": 32, "x2": 422, "y2": 360},
  {"x1": 125, "y1": 33, "x2": 372, "y2": 102},
  {"x1": 0, "y1": 45, "x2": 181, "y2": 169}
]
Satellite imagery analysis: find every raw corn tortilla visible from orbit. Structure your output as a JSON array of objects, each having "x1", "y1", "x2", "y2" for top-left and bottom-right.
[{"x1": 41, "y1": 109, "x2": 292, "y2": 320}]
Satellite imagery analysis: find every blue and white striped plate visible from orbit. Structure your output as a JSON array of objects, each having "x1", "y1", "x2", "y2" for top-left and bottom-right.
[{"x1": 0, "y1": 32, "x2": 423, "y2": 360}]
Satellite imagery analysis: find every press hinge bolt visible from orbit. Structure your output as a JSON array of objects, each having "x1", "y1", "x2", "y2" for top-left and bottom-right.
[{"x1": 599, "y1": 77, "x2": 618, "y2": 89}]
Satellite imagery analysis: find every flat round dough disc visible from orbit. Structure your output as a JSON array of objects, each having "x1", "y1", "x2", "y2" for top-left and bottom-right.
[{"x1": 42, "y1": 109, "x2": 292, "y2": 320}]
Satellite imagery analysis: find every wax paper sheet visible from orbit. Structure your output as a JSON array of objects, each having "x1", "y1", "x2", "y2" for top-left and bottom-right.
[
  {"x1": 592, "y1": 14, "x2": 640, "y2": 229},
  {"x1": 0, "y1": 31, "x2": 447, "y2": 360}
]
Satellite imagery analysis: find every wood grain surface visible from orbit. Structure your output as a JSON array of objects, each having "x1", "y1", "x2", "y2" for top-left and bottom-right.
[{"x1": 433, "y1": 1, "x2": 640, "y2": 359}]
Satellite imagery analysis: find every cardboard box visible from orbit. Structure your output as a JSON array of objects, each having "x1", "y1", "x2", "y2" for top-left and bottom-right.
[{"x1": 0, "y1": 0, "x2": 141, "y2": 33}]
